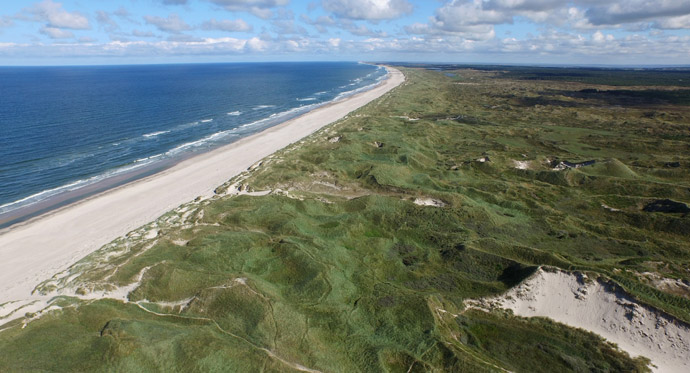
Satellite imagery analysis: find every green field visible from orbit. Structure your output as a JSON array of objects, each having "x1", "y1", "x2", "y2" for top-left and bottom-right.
[{"x1": 3, "y1": 65, "x2": 690, "y2": 371}]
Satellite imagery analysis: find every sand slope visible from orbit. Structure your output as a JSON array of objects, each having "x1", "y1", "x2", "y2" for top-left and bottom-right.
[
  {"x1": 469, "y1": 267, "x2": 690, "y2": 372},
  {"x1": 0, "y1": 67, "x2": 404, "y2": 309}
]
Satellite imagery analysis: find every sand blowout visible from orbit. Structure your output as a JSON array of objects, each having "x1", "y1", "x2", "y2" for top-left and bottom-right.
[{"x1": 467, "y1": 267, "x2": 690, "y2": 372}]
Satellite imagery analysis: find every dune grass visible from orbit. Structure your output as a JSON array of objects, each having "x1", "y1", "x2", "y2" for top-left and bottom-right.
[{"x1": 2, "y1": 65, "x2": 689, "y2": 371}]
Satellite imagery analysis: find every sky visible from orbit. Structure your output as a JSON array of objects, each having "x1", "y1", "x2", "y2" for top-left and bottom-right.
[{"x1": 0, "y1": 0, "x2": 689, "y2": 65}]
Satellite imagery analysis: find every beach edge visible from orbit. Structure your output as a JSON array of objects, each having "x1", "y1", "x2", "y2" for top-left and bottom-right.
[{"x1": 0, "y1": 66, "x2": 405, "y2": 308}]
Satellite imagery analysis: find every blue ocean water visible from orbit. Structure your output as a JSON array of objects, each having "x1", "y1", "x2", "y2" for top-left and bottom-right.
[{"x1": 0, "y1": 62, "x2": 386, "y2": 216}]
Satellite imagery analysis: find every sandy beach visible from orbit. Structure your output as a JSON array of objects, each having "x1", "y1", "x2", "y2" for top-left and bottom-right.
[{"x1": 0, "y1": 66, "x2": 404, "y2": 308}]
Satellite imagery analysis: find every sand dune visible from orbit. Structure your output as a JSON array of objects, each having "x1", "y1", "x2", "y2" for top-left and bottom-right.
[
  {"x1": 0, "y1": 67, "x2": 404, "y2": 311},
  {"x1": 468, "y1": 267, "x2": 690, "y2": 372}
]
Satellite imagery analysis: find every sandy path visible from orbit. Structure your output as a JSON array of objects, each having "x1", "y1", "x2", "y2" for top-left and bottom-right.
[{"x1": 0, "y1": 67, "x2": 404, "y2": 307}]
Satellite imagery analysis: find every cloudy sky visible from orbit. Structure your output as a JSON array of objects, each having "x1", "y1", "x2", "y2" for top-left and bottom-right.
[{"x1": 1, "y1": 0, "x2": 689, "y2": 65}]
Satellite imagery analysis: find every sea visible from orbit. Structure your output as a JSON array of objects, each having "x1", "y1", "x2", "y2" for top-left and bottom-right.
[{"x1": 0, "y1": 62, "x2": 387, "y2": 226}]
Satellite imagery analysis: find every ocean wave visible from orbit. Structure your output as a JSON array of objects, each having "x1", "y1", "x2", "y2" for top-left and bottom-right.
[
  {"x1": 253, "y1": 105, "x2": 276, "y2": 110},
  {"x1": 239, "y1": 103, "x2": 319, "y2": 129},
  {"x1": 133, "y1": 154, "x2": 163, "y2": 163},
  {"x1": 143, "y1": 130, "x2": 170, "y2": 138},
  {"x1": 227, "y1": 111, "x2": 242, "y2": 116},
  {"x1": 297, "y1": 97, "x2": 317, "y2": 102},
  {"x1": 200, "y1": 119, "x2": 213, "y2": 123},
  {"x1": 333, "y1": 79, "x2": 382, "y2": 102},
  {"x1": 165, "y1": 130, "x2": 234, "y2": 155},
  {"x1": 314, "y1": 91, "x2": 327, "y2": 95},
  {"x1": 0, "y1": 156, "x2": 160, "y2": 215}
]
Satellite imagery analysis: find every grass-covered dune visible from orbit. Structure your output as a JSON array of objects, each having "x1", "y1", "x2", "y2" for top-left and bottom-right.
[{"x1": 3, "y1": 65, "x2": 690, "y2": 371}]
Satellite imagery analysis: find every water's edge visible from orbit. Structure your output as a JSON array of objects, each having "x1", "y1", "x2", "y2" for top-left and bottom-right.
[{"x1": 0, "y1": 64, "x2": 388, "y2": 230}]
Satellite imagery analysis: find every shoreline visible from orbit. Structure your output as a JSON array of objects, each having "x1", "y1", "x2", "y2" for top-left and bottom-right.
[
  {"x1": 0, "y1": 66, "x2": 405, "y2": 307},
  {"x1": 0, "y1": 66, "x2": 388, "y2": 230}
]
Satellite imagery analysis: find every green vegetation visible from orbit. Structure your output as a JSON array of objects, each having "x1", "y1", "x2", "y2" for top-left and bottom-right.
[{"x1": 2, "y1": 65, "x2": 689, "y2": 371}]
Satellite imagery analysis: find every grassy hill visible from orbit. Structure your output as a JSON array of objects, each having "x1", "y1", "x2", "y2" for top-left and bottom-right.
[{"x1": 2, "y1": 66, "x2": 689, "y2": 372}]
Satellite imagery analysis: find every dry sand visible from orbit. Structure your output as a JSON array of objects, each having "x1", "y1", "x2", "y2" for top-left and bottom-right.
[
  {"x1": 0, "y1": 67, "x2": 404, "y2": 310},
  {"x1": 468, "y1": 267, "x2": 690, "y2": 372}
]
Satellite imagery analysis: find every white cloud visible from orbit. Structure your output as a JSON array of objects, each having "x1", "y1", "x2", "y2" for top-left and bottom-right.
[
  {"x1": 653, "y1": 14, "x2": 690, "y2": 30},
  {"x1": 208, "y1": 0, "x2": 290, "y2": 19},
  {"x1": 202, "y1": 18, "x2": 253, "y2": 32},
  {"x1": 132, "y1": 30, "x2": 156, "y2": 38},
  {"x1": 322, "y1": 0, "x2": 413, "y2": 20},
  {"x1": 301, "y1": 14, "x2": 388, "y2": 37},
  {"x1": 96, "y1": 11, "x2": 119, "y2": 32},
  {"x1": 245, "y1": 36, "x2": 269, "y2": 51},
  {"x1": 39, "y1": 26, "x2": 74, "y2": 39},
  {"x1": 592, "y1": 30, "x2": 614, "y2": 43},
  {"x1": 301, "y1": 14, "x2": 336, "y2": 33},
  {"x1": 411, "y1": 0, "x2": 690, "y2": 39},
  {"x1": 584, "y1": 1, "x2": 690, "y2": 26},
  {"x1": 272, "y1": 20, "x2": 308, "y2": 35},
  {"x1": 144, "y1": 14, "x2": 192, "y2": 34},
  {"x1": 26, "y1": 0, "x2": 90, "y2": 29}
]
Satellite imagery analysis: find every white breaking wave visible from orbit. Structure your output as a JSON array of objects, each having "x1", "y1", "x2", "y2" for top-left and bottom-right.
[
  {"x1": 165, "y1": 130, "x2": 236, "y2": 156},
  {"x1": 239, "y1": 103, "x2": 319, "y2": 129},
  {"x1": 143, "y1": 131, "x2": 170, "y2": 138},
  {"x1": 1, "y1": 66, "x2": 388, "y2": 218},
  {"x1": 0, "y1": 156, "x2": 163, "y2": 215}
]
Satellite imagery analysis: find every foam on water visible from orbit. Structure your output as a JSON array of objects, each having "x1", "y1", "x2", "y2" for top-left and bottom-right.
[{"x1": 143, "y1": 131, "x2": 170, "y2": 138}]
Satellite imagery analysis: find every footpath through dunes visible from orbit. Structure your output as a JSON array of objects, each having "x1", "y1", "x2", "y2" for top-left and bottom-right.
[{"x1": 0, "y1": 66, "x2": 404, "y2": 311}]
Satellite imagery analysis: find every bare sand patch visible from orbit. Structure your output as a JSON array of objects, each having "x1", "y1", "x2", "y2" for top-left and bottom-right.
[
  {"x1": 413, "y1": 198, "x2": 446, "y2": 207},
  {"x1": 467, "y1": 267, "x2": 690, "y2": 372}
]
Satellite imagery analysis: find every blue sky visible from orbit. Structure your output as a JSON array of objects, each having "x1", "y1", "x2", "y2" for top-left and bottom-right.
[{"x1": 0, "y1": 0, "x2": 689, "y2": 65}]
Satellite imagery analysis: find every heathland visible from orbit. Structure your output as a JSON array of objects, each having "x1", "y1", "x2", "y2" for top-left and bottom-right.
[{"x1": 1, "y1": 65, "x2": 689, "y2": 372}]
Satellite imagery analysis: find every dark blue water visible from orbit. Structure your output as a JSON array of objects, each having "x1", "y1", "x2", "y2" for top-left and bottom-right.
[{"x1": 0, "y1": 62, "x2": 386, "y2": 215}]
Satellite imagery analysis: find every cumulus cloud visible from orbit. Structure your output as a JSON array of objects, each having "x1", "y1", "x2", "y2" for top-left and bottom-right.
[
  {"x1": 96, "y1": 11, "x2": 119, "y2": 32},
  {"x1": 585, "y1": 1, "x2": 690, "y2": 27},
  {"x1": 301, "y1": 14, "x2": 387, "y2": 37},
  {"x1": 300, "y1": 14, "x2": 336, "y2": 33},
  {"x1": 208, "y1": 0, "x2": 290, "y2": 19},
  {"x1": 322, "y1": 0, "x2": 413, "y2": 20},
  {"x1": 653, "y1": 14, "x2": 690, "y2": 30},
  {"x1": 405, "y1": 0, "x2": 500, "y2": 41},
  {"x1": 132, "y1": 29, "x2": 156, "y2": 38},
  {"x1": 272, "y1": 20, "x2": 308, "y2": 35},
  {"x1": 202, "y1": 18, "x2": 253, "y2": 32},
  {"x1": 410, "y1": 0, "x2": 690, "y2": 38},
  {"x1": 144, "y1": 14, "x2": 192, "y2": 33},
  {"x1": 39, "y1": 26, "x2": 74, "y2": 39},
  {"x1": 25, "y1": 0, "x2": 90, "y2": 29}
]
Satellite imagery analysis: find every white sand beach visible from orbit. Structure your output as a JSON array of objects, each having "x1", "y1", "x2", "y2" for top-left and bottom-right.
[{"x1": 0, "y1": 66, "x2": 404, "y2": 309}]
